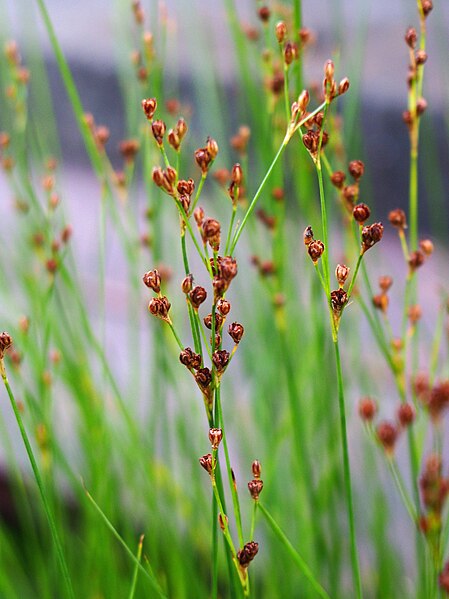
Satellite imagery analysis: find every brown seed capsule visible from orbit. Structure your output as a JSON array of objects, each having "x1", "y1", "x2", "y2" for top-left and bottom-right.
[
  {"x1": 177, "y1": 178, "x2": 195, "y2": 197},
  {"x1": 195, "y1": 367, "x2": 212, "y2": 390},
  {"x1": 202, "y1": 218, "x2": 221, "y2": 251},
  {"x1": 231, "y1": 163, "x2": 243, "y2": 186},
  {"x1": 372, "y1": 293, "x2": 389, "y2": 312},
  {"x1": 228, "y1": 322, "x2": 244, "y2": 344},
  {"x1": 252, "y1": 460, "x2": 262, "y2": 479},
  {"x1": 338, "y1": 77, "x2": 350, "y2": 95},
  {"x1": 199, "y1": 453, "x2": 213, "y2": 475},
  {"x1": 142, "y1": 97, "x2": 157, "y2": 120},
  {"x1": 237, "y1": 542, "x2": 259, "y2": 568},
  {"x1": 0, "y1": 332, "x2": 13, "y2": 358},
  {"x1": 148, "y1": 296, "x2": 171, "y2": 320},
  {"x1": 284, "y1": 41, "x2": 298, "y2": 65},
  {"x1": 209, "y1": 428, "x2": 223, "y2": 450},
  {"x1": 258, "y1": 5, "x2": 270, "y2": 22},
  {"x1": 348, "y1": 160, "x2": 365, "y2": 181},
  {"x1": 217, "y1": 299, "x2": 231, "y2": 316},
  {"x1": 330, "y1": 289, "x2": 348, "y2": 314},
  {"x1": 303, "y1": 226, "x2": 314, "y2": 246},
  {"x1": 248, "y1": 479, "x2": 264, "y2": 500},
  {"x1": 330, "y1": 171, "x2": 346, "y2": 188},
  {"x1": 194, "y1": 148, "x2": 212, "y2": 174},
  {"x1": 388, "y1": 208, "x2": 407, "y2": 229},
  {"x1": 408, "y1": 250, "x2": 425, "y2": 272},
  {"x1": 377, "y1": 421, "x2": 398, "y2": 454},
  {"x1": 142, "y1": 269, "x2": 161, "y2": 293},
  {"x1": 119, "y1": 139, "x2": 140, "y2": 163},
  {"x1": 416, "y1": 98, "x2": 428, "y2": 116},
  {"x1": 308, "y1": 240, "x2": 324, "y2": 263},
  {"x1": 189, "y1": 286, "x2": 207, "y2": 309},
  {"x1": 353, "y1": 203, "x2": 371, "y2": 224},
  {"x1": 335, "y1": 264, "x2": 350, "y2": 287},
  {"x1": 421, "y1": 0, "x2": 433, "y2": 16},
  {"x1": 179, "y1": 347, "x2": 202, "y2": 370},
  {"x1": 415, "y1": 50, "x2": 428, "y2": 65},
  {"x1": 324, "y1": 59, "x2": 335, "y2": 82},
  {"x1": 408, "y1": 304, "x2": 422, "y2": 324},
  {"x1": 275, "y1": 21, "x2": 287, "y2": 43},
  {"x1": 419, "y1": 239, "x2": 434, "y2": 256},
  {"x1": 361, "y1": 222, "x2": 384, "y2": 253},
  {"x1": 206, "y1": 137, "x2": 219, "y2": 160},
  {"x1": 397, "y1": 403, "x2": 415, "y2": 427},
  {"x1": 181, "y1": 274, "x2": 193, "y2": 294},
  {"x1": 203, "y1": 313, "x2": 224, "y2": 330},
  {"x1": 194, "y1": 207, "x2": 205, "y2": 227},
  {"x1": 358, "y1": 397, "x2": 377, "y2": 422},
  {"x1": 167, "y1": 129, "x2": 180, "y2": 151},
  {"x1": 428, "y1": 380, "x2": 449, "y2": 421},
  {"x1": 379, "y1": 275, "x2": 393, "y2": 292},
  {"x1": 151, "y1": 120, "x2": 166, "y2": 145},
  {"x1": 405, "y1": 27, "x2": 417, "y2": 49},
  {"x1": 212, "y1": 350, "x2": 230, "y2": 373}
]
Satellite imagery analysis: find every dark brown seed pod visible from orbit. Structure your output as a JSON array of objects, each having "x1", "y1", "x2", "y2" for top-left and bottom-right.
[
  {"x1": 358, "y1": 397, "x2": 377, "y2": 422},
  {"x1": 142, "y1": 269, "x2": 161, "y2": 293},
  {"x1": 421, "y1": 0, "x2": 433, "y2": 16},
  {"x1": 181, "y1": 274, "x2": 193, "y2": 294},
  {"x1": 199, "y1": 453, "x2": 213, "y2": 475},
  {"x1": 308, "y1": 240, "x2": 324, "y2": 263},
  {"x1": 388, "y1": 209, "x2": 407, "y2": 229},
  {"x1": 177, "y1": 178, "x2": 195, "y2": 197},
  {"x1": 0, "y1": 332, "x2": 13, "y2": 359},
  {"x1": 330, "y1": 171, "x2": 346, "y2": 188},
  {"x1": 194, "y1": 207, "x2": 205, "y2": 227},
  {"x1": 361, "y1": 223, "x2": 384, "y2": 253},
  {"x1": 248, "y1": 479, "x2": 264, "y2": 500},
  {"x1": 379, "y1": 275, "x2": 393, "y2": 292},
  {"x1": 179, "y1": 347, "x2": 202, "y2": 370},
  {"x1": 348, "y1": 160, "x2": 365, "y2": 181},
  {"x1": 195, "y1": 367, "x2": 212, "y2": 390},
  {"x1": 209, "y1": 428, "x2": 223, "y2": 450},
  {"x1": 119, "y1": 139, "x2": 140, "y2": 162},
  {"x1": 397, "y1": 403, "x2": 415, "y2": 427},
  {"x1": 203, "y1": 313, "x2": 224, "y2": 330},
  {"x1": 427, "y1": 380, "x2": 449, "y2": 421},
  {"x1": 151, "y1": 120, "x2": 166, "y2": 145},
  {"x1": 189, "y1": 286, "x2": 207, "y2": 309},
  {"x1": 194, "y1": 148, "x2": 212, "y2": 174},
  {"x1": 202, "y1": 218, "x2": 221, "y2": 251},
  {"x1": 372, "y1": 294, "x2": 389, "y2": 313},
  {"x1": 252, "y1": 460, "x2": 261, "y2": 479},
  {"x1": 408, "y1": 250, "x2": 425, "y2": 272},
  {"x1": 142, "y1": 97, "x2": 157, "y2": 120},
  {"x1": 330, "y1": 289, "x2": 348, "y2": 314},
  {"x1": 228, "y1": 322, "x2": 244, "y2": 344},
  {"x1": 335, "y1": 264, "x2": 350, "y2": 287},
  {"x1": 217, "y1": 298, "x2": 231, "y2": 316},
  {"x1": 353, "y1": 203, "x2": 371, "y2": 224},
  {"x1": 376, "y1": 421, "x2": 398, "y2": 454},
  {"x1": 148, "y1": 296, "x2": 171, "y2": 321},
  {"x1": 237, "y1": 542, "x2": 259, "y2": 568},
  {"x1": 338, "y1": 78, "x2": 350, "y2": 95},
  {"x1": 275, "y1": 21, "x2": 287, "y2": 43},
  {"x1": 231, "y1": 163, "x2": 243, "y2": 186},
  {"x1": 258, "y1": 6, "x2": 270, "y2": 22},
  {"x1": 415, "y1": 50, "x2": 428, "y2": 65},
  {"x1": 303, "y1": 226, "x2": 314, "y2": 246},
  {"x1": 212, "y1": 350, "x2": 230, "y2": 373},
  {"x1": 405, "y1": 27, "x2": 417, "y2": 49}
]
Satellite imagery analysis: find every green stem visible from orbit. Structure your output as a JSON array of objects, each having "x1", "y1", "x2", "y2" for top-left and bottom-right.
[
  {"x1": 128, "y1": 535, "x2": 144, "y2": 599},
  {"x1": 1, "y1": 364, "x2": 75, "y2": 599},
  {"x1": 334, "y1": 340, "x2": 363, "y2": 599},
  {"x1": 258, "y1": 503, "x2": 331, "y2": 599}
]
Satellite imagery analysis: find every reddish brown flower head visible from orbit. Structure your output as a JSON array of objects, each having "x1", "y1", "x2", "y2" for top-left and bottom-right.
[
  {"x1": 237, "y1": 542, "x2": 259, "y2": 568},
  {"x1": 397, "y1": 403, "x2": 415, "y2": 427},
  {"x1": 420, "y1": 454, "x2": 447, "y2": 513},
  {"x1": 419, "y1": 239, "x2": 434, "y2": 256},
  {"x1": 405, "y1": 27, "x2": 417, "y2": 49},
  {"x1": 361, "y1": 222, "x2": 384, "y2": 253},
  {"x1": 348, "y1": 160, "x2": 365, "y2": 181},
  {"x1": 189, "y1": 286, "x2": 207, "y2": 309},
  {"x1": 353, "y1": 203, "x2": 371, "y2": 224},
  {"x1": 248, "y1": 479, "x2": 264, "y2": 500},
  {"x1": 199, "y1": 453, "x2": 213, "y2": 475},
  {"x1": 275, "y1": 21, "x2": 287, "y2": 43},
  {"x1": 181, "y1": 274, "x2": 193, "y2": 295},
  {"x1": 372, "y1": 294, "x2": 389, "y2": 312},
  {"x1": 258, "y1": 6, "x2": 270, "y2": 22},
  {"x1": 194, "y1": 207, "x2": 205, "y2": 227},
  {"x1": 358, "y1": 397, "x2": 377, "y2": 422},
  {"x1": 212, "y1": 350, "x2": 230, "y2": 373},
  {"x1": 0, "y1": 332, "x2": 13, "y2": 359},
  {"x1": 194, "y1": 148, "x2": 212, "y2": 174},
  {"x1": 177, "y1": 178, "x2": 195, "y2": 197},
  {"x1": 421, "y1": 0, "x2": 433, "y2": 16},
  {"x1": 179, "y1": 347, "x2": 202, "y2": 370},
  {"x1": 376, "y1": 421, "x2": 398, "y2": 454},
  {"x1": 142, "y1": 97, "x2": 157, "y2": 120},
  {"x1": 203, "y1": 313, "x2": 224, "y2": 330},
  {"x1": 428, "y1": 380, "x2": 449, "y2": 421},
  {"x1": 408, "y1": 304, "x2": 422, "y2": 324},
  {"x1": 308, "y1": 240, "x2": 325, "y2": 263},
  {"x1": 388, "y1": 209, "x2": 407, "y2": 229},
  {"x1": 252, "y1": 460, "x2": 262, "y2": 479},
  {"x1": 142, "y1": 269, "x2": 161, "y2": 293},
  {"x1": 335, "y1": 264, "x2": 350, "y2": 287},
  {"x1": 209, "y1": 428, "x2": 223, "y2": 450},
  {"x1": 228, "y1": 322, "x2": 244, "y2": 344}
]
